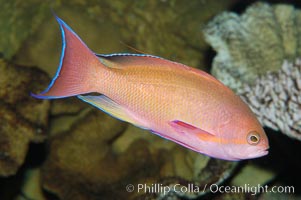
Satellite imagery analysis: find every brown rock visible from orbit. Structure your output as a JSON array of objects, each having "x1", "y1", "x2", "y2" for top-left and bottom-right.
[{"x1": 0, "y1": 59, "x2": 50, "y2": 176}]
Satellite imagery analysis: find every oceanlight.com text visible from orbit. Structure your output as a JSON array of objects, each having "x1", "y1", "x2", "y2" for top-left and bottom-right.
[
  {"x1": 125, "y1": 183, "x2": 294, "y2": 196},
  {"x1": 209, "y1": 184, "x2": 294, "y2": 195}
]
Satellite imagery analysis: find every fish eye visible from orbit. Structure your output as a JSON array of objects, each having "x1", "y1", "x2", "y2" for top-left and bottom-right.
[{"x1": 247, "y1": 131, "x2": 260, "y2": 145}]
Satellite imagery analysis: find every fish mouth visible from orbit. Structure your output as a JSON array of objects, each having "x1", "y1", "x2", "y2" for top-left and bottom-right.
[
  {"x1": 259, "y1": 149, "x2": 269, "y2": 156},
  {"x1": 227, "y1": 147, "x2": 269, "y2": 161},
  {"x1": 247, "y1": 148, "x2": 269, "y2": 159}
]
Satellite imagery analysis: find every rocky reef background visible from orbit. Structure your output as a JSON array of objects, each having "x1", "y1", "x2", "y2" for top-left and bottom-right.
[{"x1": 0, "y1": 0, "x2": 300, "y2": 200}]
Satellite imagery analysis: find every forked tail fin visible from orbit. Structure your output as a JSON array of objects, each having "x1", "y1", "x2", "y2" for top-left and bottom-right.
[{"x1": 31, "y1": 16, "x2": 104, "y2": 99}]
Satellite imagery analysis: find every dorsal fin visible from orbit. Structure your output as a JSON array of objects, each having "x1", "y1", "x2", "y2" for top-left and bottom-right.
[
  {"x1": 96, "y1": 53, "x2": 221, "y2": 84},
  {"x1": 96, "y1": 53, "x2": 163, "y2": 69}
]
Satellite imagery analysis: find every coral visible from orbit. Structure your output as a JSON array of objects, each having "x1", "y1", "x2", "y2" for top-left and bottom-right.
[
  {"x1": 158, "y1": 159, "x2": 238, "y2": 199},
  {"x1": 238, "y1": 59, "x2": 301, "y2": 140},
  {"x1": 231, "y1": 164, "x2": 275, "y2": 187},
  {"x1": 0, "y1": 1, "x2": 50, "y2": 59},
  {"x1": 17, "y1": 168, "x2": 46, "y2": 200},
  {"x1": 203, "y1": 2, "x2": 301, "y2": 92},
  {"x1": 204, "y1": 2, "x2": 301, "y2": 140},
  {"x1": 0, "y1": 59, "x2": 50, "y2": 176},
  {"x1": 0, "y1": 101, "x2": 35, "y2": 176},
  {"x1": 42, "y1": 110, "x2": 131, "y2": 199},
  {"x1": 50, "y1": 98, "x2": 88, "y2": 116}
]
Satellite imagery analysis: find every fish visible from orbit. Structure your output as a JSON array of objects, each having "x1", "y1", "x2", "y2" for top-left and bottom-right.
[{"x1": 32, "y1": 16, "x2": 269, "y2": 161}]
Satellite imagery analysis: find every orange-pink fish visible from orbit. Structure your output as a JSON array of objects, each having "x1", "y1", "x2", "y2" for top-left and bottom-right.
[{"x1": 32, "y1": 17, "x2": 269, "y2": 161}]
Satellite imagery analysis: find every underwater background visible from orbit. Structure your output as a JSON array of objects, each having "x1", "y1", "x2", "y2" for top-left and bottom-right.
[{"x1": 0, "y1": 0, "x2": 300, "y2": 199}]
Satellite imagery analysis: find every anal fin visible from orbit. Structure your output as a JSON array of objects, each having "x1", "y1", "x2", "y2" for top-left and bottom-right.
[{"x1": 78, "y1": 95, "x2": 143, "y2": 127}]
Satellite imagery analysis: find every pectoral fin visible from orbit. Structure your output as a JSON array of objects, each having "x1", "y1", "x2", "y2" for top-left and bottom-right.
[{"x1": 168, "y1": 120, "x2": 216, "y2": 141}]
